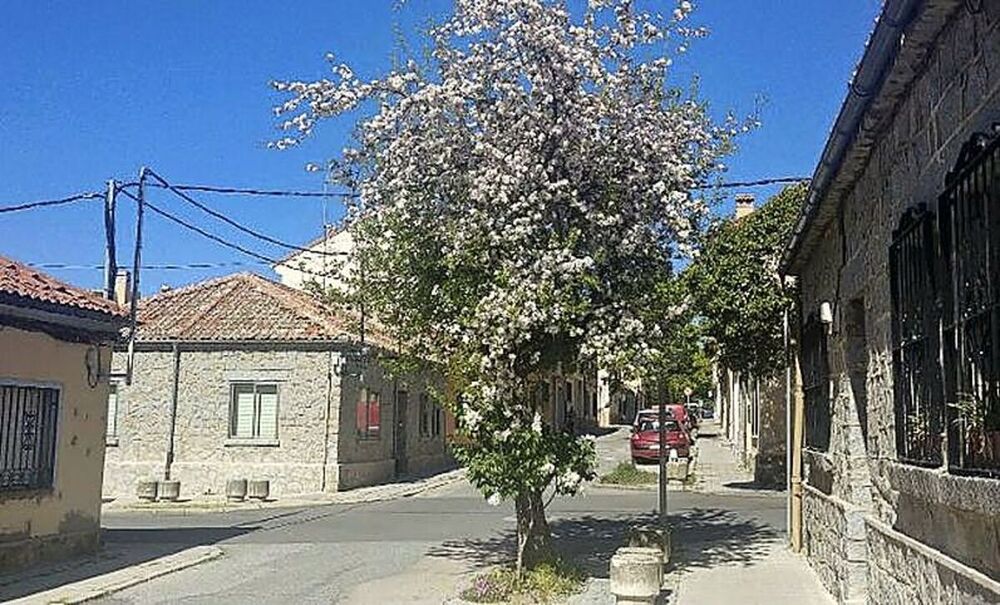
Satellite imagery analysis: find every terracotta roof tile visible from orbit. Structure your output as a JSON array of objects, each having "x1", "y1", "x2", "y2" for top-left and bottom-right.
[
  {"x1": 135, "y1": 272, "x2": 392, "y2": 346},
  {"x1": 0, "y1": 255, "x2": 127, "y2": 320}
]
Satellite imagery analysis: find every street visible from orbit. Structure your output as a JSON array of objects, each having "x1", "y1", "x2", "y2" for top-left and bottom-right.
[{"x1": 1, "y1": 424, "x2": 833, "y2": 604}]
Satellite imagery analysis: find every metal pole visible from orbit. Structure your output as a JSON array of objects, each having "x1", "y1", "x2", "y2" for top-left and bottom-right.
[
  {"x1": 103, "y1": 180, "x2": 117, "y2": 300},
  {"x1": 658, "y1": 399, "x2": 667, "y2": 525},
  {"x1": 126, "y1": 168, "x2": 147, "y2": 385}
]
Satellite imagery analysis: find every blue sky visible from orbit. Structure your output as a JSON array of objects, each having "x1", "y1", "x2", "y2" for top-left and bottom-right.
[{"x1": 0, "y1": 1, "x2": 882, "y2": 293}]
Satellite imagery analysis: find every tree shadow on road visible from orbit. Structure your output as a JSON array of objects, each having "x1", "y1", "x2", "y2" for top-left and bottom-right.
[
  {"x1": 0, "y1": 526, "x2": 253, "y2": 601},
  {"x1": 426, "y1": 507, "x2": 779, "y2": 579}
]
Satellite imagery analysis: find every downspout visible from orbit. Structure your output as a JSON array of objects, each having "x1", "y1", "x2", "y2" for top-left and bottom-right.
[
  {"x1": 164, "y1": 341, "x2": 181, "y2": 481},
  {"x1": 784, "y1": 305, "x2": 793, "y2": 544},
  {"x1": 320, "y1": 351, "x2": 338, "y2": 492},
  {"x1": 789, "y1": 305, "x2": 806, "y2": 552}
]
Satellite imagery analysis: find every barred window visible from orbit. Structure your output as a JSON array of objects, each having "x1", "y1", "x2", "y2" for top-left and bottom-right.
[
  {"x1": 802, "y1": 316, "x2": 831, "y2": 451},
  {"x1": 1, "y1": 384, "x2": 60, "y2": 492},
  {"x1": 939, "y1": 131, "x2": 1000, "y2": 477},
  {"x1": 889, "y1": 205, "x2": 944, "y2": 467}
]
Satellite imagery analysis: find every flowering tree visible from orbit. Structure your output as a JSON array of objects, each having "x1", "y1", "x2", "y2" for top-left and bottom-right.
[{"x1": 274, "y1": 0, "x2": 741, "y2": 571}]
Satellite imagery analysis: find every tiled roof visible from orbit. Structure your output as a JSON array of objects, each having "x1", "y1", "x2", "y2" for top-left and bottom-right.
[
  {"x1": 0, "y1": 255, "x2": 127, "y2": 320},
  {"x1": 135, "y1": 272, "x2": 391, "y2": 346}
]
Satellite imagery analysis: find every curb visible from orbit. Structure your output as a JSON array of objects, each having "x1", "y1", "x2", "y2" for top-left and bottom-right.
[
  {"x1": 105, "y1": 469, "x2": 467, "y2": 515},
  {"x1": 9, "y1": 545, "x2": 223, "y2": 604}
]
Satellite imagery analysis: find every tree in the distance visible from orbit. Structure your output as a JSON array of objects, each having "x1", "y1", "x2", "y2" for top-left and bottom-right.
[
  {"x1": 274, "y1": 0, "x2": 745, "y2": 572},
  {"x1": 686, "y1": 183, "x2": 806, "y2": 378}
]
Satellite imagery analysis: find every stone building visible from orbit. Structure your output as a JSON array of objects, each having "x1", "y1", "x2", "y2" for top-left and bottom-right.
[
  {"x1": 0, "y1": 256, "x2": 124, "y2": 571},
  {"x1": 782, "y1": 1, "x2": 1000, "y2": 602},
  {"x1": 103, "y1": 272, "x2": 453, "y2": 500},
  {"x1": 715, "y1": 368, "x2": 786, "y2": 488}
]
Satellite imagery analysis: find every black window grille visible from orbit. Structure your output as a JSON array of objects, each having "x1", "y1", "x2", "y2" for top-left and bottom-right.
[
  {"x1": 1, "y1": 384, "x2": 60, "y2": 492},
  {"x1": 939, "y1": 129, "x2": 1000, "y2": 477},
  {"x1": 889, "y1": 205, "x2": 945, "y2": 467},
  {"x1": 802, "y1": 316, "x2": 831, "y2": 451}
]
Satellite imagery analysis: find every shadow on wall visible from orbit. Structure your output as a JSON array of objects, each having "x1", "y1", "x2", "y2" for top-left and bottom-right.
[
  {"x1": 426, "y1": 507, "x2": 780, "y2": 578},
  {"x1": 0, "y1": 525, "x2": 255, "y2": 601}
]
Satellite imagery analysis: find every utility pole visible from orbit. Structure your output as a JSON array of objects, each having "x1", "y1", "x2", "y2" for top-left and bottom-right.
[
  {"x1": 126, "y1": 168, "x2": 147, "y2": 385},
  {"x1": 658, "y1": 398, "x2": 668, "y2": 525},
  {"x1": 103, "y1": 180, "x2": 117, "y2": 300}
]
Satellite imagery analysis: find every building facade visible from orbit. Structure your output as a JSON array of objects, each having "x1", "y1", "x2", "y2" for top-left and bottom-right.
[
  {"x1": 783, "y1": 2, "x2": 1000, "y2": 602},
  {"x1": 103, "y1": 273, "x2": 453, "y2": 500},
  {"x1": 0, "y1": 256, "x2": 124, "y2": 571}
]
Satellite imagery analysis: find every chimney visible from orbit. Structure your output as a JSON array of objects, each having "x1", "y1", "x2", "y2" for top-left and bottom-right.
[
  {"x1": 734, "y1": 193, "x2": 755, "y2": 220},
  {"x1": 114, "y1": 270, "x2": 131, "y2": 307}
]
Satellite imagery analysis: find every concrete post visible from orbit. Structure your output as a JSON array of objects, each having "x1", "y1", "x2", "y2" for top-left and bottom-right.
[{"x1": 610, "y1": 547, "x2": 662, "y2": 604}]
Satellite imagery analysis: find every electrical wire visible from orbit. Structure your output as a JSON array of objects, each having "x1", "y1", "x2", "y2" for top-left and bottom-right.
[
  {"x1": 118, "y1": 187, "x2": 341, "y2": 279},
  {"x1": 0, "y1": 191, "x2": 104, "y2": 214},
  {"x1": 128, "y1": 171, "x2": 348, "y2": 257},
  {"x1": 691, "y1": 177, "x2": 809, "y2": 190},
  {"x1": 29, "y1": 261, "x2": 266, "y2": 271}
]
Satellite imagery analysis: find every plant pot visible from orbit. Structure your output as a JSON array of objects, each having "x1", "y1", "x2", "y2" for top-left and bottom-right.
[
  {"x1": 136, "y1": 480, "x2": 158, "y2": 501},
  {"x1": 226, "y1": 479, "x2": 248, "y2": 502},
  {"x1": 247, "y1": 479, "x2": 270, "y2": 500},
  {"x1": 158, "y1": 480, "x2": 181, "y2": 502}
]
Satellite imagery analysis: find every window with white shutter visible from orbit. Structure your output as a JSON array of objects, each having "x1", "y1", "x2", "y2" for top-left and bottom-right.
[{"x1": 229, "y1": 383, "x2": 278, "y2": 441}]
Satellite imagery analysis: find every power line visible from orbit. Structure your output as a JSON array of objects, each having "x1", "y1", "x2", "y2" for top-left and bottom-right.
[
  {"x1": 117, "y1": 180, "x2": 358, "y2": 199},
  {"x1": 29, "y1": 261, "x2": 266, "y2": 271},
  {"x1": 118, "y1": 187, "x2": 340, "y2": 279},
  {"x1": 692, "y1": 177, "x2": 809, "y2": 190},
  {"x1": 126, "y1": 171, "x2": 348, "y2": 257},
  {"x1": 0, "y1": 191, "x2": 104, "y2": 214},
  {"x1": 119, "y1": 187, "x2": 278, "y2": 265}
]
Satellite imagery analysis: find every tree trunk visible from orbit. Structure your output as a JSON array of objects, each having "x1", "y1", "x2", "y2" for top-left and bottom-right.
[{"x1": 515, "y1": 489, "x2": 554, "y2": 575}]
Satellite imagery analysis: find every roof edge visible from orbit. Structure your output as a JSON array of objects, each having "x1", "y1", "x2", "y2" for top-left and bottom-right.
[{"x1": 781, "y1": 0, "x2": 960, "y2": 274}]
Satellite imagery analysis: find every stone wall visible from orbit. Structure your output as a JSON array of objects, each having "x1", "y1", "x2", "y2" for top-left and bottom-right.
[
  {"x1": 793, "y1": 3, "x2": 1000, "y2": 602},
  {"x1": 803, "y1": 485, "x2": 868, "y2": 604},
  {"x1": 0, "y1": 327, "x2": 112, "y2": 572},
  {"x1": 713, "y1": 368, "x2": 786, "y2": 489},
  {"x1": 106, "y1": 347, "x2": 338, "y2": 498}
]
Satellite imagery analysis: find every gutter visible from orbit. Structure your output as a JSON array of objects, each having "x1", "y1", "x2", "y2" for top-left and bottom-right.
[{"x1": 781, "y1": 0, "x2": 923, "y2": 274}]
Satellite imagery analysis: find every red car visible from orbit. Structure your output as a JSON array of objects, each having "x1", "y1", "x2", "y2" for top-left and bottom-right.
[{"x1": 630, "y1": 415, "x2": 692, "y2": 463}]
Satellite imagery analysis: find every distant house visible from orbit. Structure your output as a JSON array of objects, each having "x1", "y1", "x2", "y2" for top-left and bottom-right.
[
  {"x1": 0, "y1": 256, "x2": 125, "y2": 571},
  {"x1": 103, "y1": 273, "x2": 453, "y2": 500},
  {"x1": 782, "y1": 2, "x2": 1000, "y2": 603},
  {"x1": 273, "y1": 227, "x2": 355, "y2": 294}
]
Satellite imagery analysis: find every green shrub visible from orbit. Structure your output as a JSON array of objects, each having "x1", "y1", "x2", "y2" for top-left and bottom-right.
[
  {"x1": 461, "y1": 561, "x2": 585, "y2": 603},
  {"x1": 599, "y1": 462, "x2": 657, "y2": 486}
]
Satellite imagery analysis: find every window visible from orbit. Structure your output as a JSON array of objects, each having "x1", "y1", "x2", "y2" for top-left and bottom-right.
[
  {"x1": 939, "y1": 132, "x2": 1000, "y2": 477},
  {"x1": 889, "y1": 205, "x2": 944, "y2": 467},
  {"x1": 106, "y1": 383, "x2": 119, "y2": 442},
  {"x1": 419, "y1": 393, "x2": 443, "y2": 438},
  {"x1": 433, "y1": 405, "x2": 443, "y2": 438},
  {"x1": 229, "y1": 383, "x2": 279, "y2": 441},
  {"x1": 1, "y1": 384, "x2": 59, "y2": 492},
  {"x1": 802, "y1": 316, "x2": 831, "y2": 451},
  {"x1": 356, "y1": 389, "x2": 381, "y2": 439}
]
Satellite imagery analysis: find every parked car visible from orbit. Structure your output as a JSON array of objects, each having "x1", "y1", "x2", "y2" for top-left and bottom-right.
[
  {"x1": 630, "y1": 416, "x2": 691, "y2": 463},
  {"x1": 685, "y1": 403, "x2": 701, "y2": 430},
  {"x1": 634, "y1": 405, "x2": 694, "y2": 434},
  {"x1": 701, "y1": 405, "x2": 715, "y2": 420}
]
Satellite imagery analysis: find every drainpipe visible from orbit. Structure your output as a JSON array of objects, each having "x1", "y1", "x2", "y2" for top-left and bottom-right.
[
  {"x1": 789, "y1": 317, "x2": 806, "y2": 552},
  {"x1": 320, "y1": 351, "x2": 338, "y2": 492},
  {"x1": 164, "y1": 342, "x2": 181, "y2": 481},
  {"x1": 785, "y1": 306, "x2": 794, "y2": 544}
]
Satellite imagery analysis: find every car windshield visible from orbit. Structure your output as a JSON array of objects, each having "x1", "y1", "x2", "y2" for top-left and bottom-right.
[{"x1": 636, "y1": 419, "x2": 679, "y2": 432}]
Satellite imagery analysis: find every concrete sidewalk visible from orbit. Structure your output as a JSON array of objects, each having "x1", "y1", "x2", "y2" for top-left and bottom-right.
[{"x1": 103, "y1": 467, "x2": 466, "y2": 514}]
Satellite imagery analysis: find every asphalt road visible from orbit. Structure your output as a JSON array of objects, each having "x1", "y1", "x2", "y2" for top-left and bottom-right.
[{"x1": 89, "y1": 475, "x2": 785, "y2": 604}]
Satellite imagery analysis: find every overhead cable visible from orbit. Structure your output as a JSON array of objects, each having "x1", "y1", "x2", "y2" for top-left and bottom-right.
[{"x1": 0, "y1": 191, "x2": 104, "y2": 214}]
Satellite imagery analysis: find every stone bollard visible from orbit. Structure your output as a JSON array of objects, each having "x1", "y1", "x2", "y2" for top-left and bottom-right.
[
  {"x1": 247, "y1": 479, "x2": 270, "y2": 500},
  {"x1": 226, "y1": 479, "x2": 248, "y2": 502},
  {"x1": 666, "y1": 459, "x2": 690, "y2": 482},
  {"x1": 136, "y1": 480, "x2": 158, "y2": 501},
  {"x1": 610, "y1": 546, "x2": 663, "y2": 604},
  {"x1": 627, "y1": 525, "x2": 671, "y2": 565},
  {"x1": 158, "y1": 480, "x2": 181, "y2": 502}
]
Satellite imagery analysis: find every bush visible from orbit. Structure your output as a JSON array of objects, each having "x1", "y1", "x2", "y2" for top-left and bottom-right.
[
  {"x1": 599, "y1": 462, "x2": 657, "y2": 486},
  {"x1": 461, "y1": 562, "x2": 585, "y2": 603}
]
